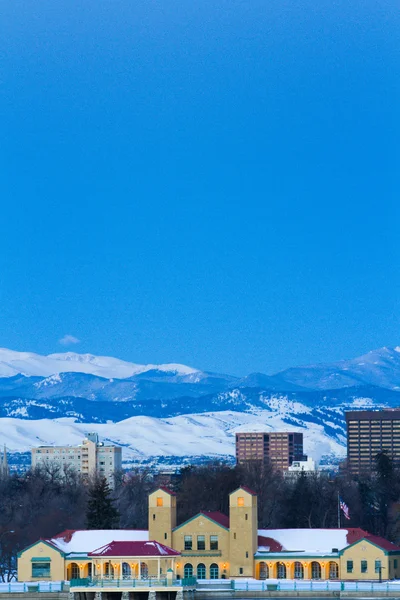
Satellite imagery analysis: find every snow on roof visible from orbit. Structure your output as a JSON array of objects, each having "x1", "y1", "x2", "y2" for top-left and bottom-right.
[
  {"x1": 257, "y1": 535, "x2": 283, "y2": 552},
  {"x1": 89, "y1": 541, "x2": 180, "y2": 557},
  {"x1": 49, "y1": 530, "x2": 149, "y2": 554},
  {"x1": 257, "y1": 529, "x2": 367, "y2": 554}
]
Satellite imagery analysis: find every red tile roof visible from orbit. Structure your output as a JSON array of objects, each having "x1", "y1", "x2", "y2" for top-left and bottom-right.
[
  {"x1": 89, "y1": 541, "x2": 180, "y2": 557},
  {"x1": 345, "y1": 528, "x2": 369, "y2": 545},
  {"x1": 201, "y1": 511, "x2": 230, "y2": 529},
  {"x1": 51, "y1": 530, "x2": 75, "y2": 543},
  {"x1": 231, "y1": 486, "x2": 257, "y2": 496},
  {"x1": 257, "y1": 535, "x2": 283, "y2": 552},
  {"x1": 363, "y1": 534, "x2": 400, "y2": 552},
  {"x1": 154, "y1": 486, "x2": 176, "y2": 496}
]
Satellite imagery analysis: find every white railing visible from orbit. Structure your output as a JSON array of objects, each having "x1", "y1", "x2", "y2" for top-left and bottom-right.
[
  {"x1": 0, "y1": 581, "x2": 65, "y2": 593},
  {"x1": 70, "y1": 577, "x2": 183, "y2": 589},
  {"x1": 232, "y1": 579, "x2": 400, "y2": 592},
  {"x1": 5, "y1": 578, "x2": 400, "y2": 594}
]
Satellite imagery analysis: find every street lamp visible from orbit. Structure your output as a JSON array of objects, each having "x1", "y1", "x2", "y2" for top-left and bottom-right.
[
  {"x1": 376, "y1": 558, "x2": 385, "y2": 584},
  {"x1": 0, "y1": 531, "x2": 15, "y2": 545}
]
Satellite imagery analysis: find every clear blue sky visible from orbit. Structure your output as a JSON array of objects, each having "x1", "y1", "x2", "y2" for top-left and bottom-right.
[{"x1": 0, "y1": 0, "x2": 399, "y2": 375}]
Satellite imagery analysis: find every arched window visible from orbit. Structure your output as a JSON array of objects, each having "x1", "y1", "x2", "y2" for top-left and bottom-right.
[
  {"x1": 329, "y1": 562, "x2": 339, "y2": 579},
  {"x1": 104, "y1": 563, "x2": 114, "y2": 578},
  {"x1": 259, "y1": 562, "x2": 269, "y2": 580},
  {"x1": 87, "y1": 563, "x2": 92, "y2": 578},
  {"x1": 70, "y1": 563, "x2": 80, "y2": 580},
  {"x1": 277, "y1": 562, "x2": 286, "y2": 579},
  {"x1": 197, "y1": 564, "x2": 206, "y2": 579},
  {"x1": 184, "y1": 564, "x2": 193, "y2": 579},
  {"x1": 210, "y1": 563, "x2": 219, "y2": 579},
  {"x1": 311, "y1": 562, "x2": 321, "y2": 579},
  {"x1": 122, "y1": 563, "x2": 131, "y2": 578},
  {"x1": 141, "y1": 563, "x2": 148, "y2": 579},
  {"x1": 294, "y1": 562, "x2": 304, "y2": 579}
]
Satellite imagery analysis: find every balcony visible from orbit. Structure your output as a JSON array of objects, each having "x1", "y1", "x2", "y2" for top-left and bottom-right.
[{"x1": 70, "y1": 577, "x2": 196, "y2": 589}]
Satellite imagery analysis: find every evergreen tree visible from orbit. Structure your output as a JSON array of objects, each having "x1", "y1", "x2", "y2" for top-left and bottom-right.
[
  {"x1": 374, "y1": 451, "x2": 399, "y2": 537},
  {"x1": 86, "y1": 476, "x2": 119, "y2": 529}
]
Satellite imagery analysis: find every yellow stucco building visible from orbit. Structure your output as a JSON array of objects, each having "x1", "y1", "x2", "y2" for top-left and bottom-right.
[{"x1": 18, "y1": 486, "x2": 400, "y2": 583}]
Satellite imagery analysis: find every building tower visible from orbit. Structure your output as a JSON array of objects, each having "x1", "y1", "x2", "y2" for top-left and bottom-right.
[
  {"x1": 236, "y1": 431, "x2": 305, "y2": 471},
  {"x1": 0, "y1": 445, "x2": 9, "y2": 477},
  {"x1": 148, "y1": 487, "x2": 177, "y2": 546},
  {"x1": 229, "y1": 486, "x2": 258, "y2": 577},
  {"x1": 346, "y1": 409, "x2": 400, "y2": 474}
]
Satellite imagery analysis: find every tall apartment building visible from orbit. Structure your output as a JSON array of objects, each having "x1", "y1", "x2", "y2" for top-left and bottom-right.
[
  {"x1": 346, "y1": 409, "x2": 400, "y2": 474},
  {"x1": 31, "y1": 433, "x2": 122, "y2": 487},
  {"x1": 236, "y1": 431, "x2": 305, "y2": 471}
]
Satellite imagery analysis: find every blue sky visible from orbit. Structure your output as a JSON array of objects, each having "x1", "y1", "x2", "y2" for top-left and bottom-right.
[{"x1": 0, "y1": 0, "x2": 399, "y2": 375}]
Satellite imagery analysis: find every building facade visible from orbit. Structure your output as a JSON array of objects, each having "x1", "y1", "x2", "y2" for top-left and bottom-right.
[
  {"x1": 18, "y1": 486, "x2": 400, "y2": 583},
  {"x1": 236, "y1": 432, "x2": 305, "y2": 471},
  {"x1": 31, "y1": 433, "x2": 122, "y2": 487},
  {"x1": 285, "y1": 456, "x2": 316, "y2": 476},
  {"x1": 346, "y1": 409, "x2": 400, "y2": 474},
  {"x1": 0, "y1": 445, "x2": 9, "y2": 477}
]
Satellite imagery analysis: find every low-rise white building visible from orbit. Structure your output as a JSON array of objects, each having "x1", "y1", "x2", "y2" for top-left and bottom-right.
[{"x1": 286, "y1": 456, "x2": 316, "y2": 475}]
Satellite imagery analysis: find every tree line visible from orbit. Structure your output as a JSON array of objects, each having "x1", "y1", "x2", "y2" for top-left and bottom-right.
[{"x1": 0, "y1": 453, "x2": 399, "y2": 581}]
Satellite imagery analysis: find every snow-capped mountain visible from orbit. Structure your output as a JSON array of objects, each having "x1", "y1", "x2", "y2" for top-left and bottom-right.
[
  {"x1": 275, "y1": 346, "x2": 400, "y2": 390},
  {"x1": 0, "y1": 348, "x2": 200, "y2": 379},
  {"x1": 0, "y1": 345, "x2": 400, "y2": 466}
]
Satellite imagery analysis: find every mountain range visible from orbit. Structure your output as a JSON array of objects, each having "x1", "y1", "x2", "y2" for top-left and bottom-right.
[{"x1": 1, "y1": 346, "x2": 400, "y2": 466}]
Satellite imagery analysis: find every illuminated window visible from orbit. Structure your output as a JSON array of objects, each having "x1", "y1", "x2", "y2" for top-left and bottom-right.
[
  {"x1": 156, "y1": 497, "x2": 163, "y2": 507},
  {"x1": 238, "y1": 497, "x2": 245, "y2": 507}
]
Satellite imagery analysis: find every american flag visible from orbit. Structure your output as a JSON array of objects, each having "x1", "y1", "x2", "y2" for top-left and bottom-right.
[{"x1": 340, "y1": 497, "x2": 350, "y2": 520}]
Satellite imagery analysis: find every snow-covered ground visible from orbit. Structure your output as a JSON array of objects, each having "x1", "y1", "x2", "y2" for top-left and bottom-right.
[{"x1": 0, "y1": 409, "x2": 345, "y2": 462}]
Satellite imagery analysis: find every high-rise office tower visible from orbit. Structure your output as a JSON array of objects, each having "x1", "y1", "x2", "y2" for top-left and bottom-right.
[
  {"x1": 235, "y1": 431, "x2": 304, "y2": 471},
  {"x1": 346, "y1": 409, "x2": 400, "y2": 474}
]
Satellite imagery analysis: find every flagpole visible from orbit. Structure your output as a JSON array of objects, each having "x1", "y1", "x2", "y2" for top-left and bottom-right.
[{"x1": 338, "y1": 492, "x2": 341, "y2": 528}]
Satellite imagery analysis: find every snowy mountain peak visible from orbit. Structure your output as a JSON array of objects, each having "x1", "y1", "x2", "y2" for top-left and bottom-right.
[
  {"x1": 0, "y1": 348, "x2": 199, "y2": 380},
  {"x1": 275, "y1": 346, "x2": 400, "y2": 391},
  {"x1": 1, "y1": 345, "x2": 400, "y2": 466}
]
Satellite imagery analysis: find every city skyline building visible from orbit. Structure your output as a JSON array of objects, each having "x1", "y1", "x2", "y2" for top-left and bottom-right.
[
  {"x1": 31, "y1": 433, "x2": 122, "y2": 487},
  {"x1": 0, "y1": 445, "x2": 9, "y2": 477},
  {"x1": 346, "y1": 409, "x2": 400, "y2": 474},
  {"x1": 235, "y1": 431, "x2": 305, "y2": 471}
]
